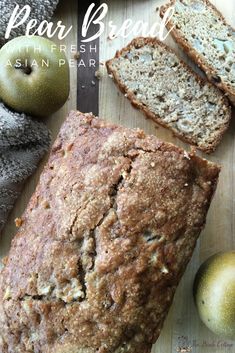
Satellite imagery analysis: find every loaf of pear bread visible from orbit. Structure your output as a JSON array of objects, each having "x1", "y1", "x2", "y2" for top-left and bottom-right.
[
  {"x1": 160, "y1": 0, "x2": 235, "y2": 104},
  {"x1": 106, "y1": 37, "x2": 231, "y2": 154},
  {"x1": 0, "y1": 111, "x2": 220, "y2": 353}
]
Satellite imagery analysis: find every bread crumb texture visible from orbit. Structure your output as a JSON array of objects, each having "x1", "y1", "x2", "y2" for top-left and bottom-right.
[
  {"x1": 0, "y1": 112, "x2": 220, "y2": 353},
  {"x1": 160, "y1": 0, "x2": 235, "y2": 101},
  {"x1": 106, "y1": 37, "x2": 231, "y2": 153}
]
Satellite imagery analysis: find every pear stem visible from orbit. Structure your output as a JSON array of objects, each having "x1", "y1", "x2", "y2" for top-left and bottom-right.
[{"x1": 14, "y1": 63, "x2": 32, "y2": 75}]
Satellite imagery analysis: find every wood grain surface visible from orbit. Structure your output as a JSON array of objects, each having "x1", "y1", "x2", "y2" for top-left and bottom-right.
[{"x1": 1, "y1": 1, "x2": 235, "y2": 352}]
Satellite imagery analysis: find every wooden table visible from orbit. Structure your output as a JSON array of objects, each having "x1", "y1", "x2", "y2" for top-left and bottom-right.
[{"x1": 1, "y1": 0, "x2": 235, "y2": 352}]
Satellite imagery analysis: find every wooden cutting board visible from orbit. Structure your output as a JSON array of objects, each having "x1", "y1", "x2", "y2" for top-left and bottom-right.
[{"x1": 1, "y1": 1, "x2": 235, "y2": 352}]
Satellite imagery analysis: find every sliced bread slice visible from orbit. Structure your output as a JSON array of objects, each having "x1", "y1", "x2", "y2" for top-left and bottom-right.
[
  {"x1": 160, "y1": 0, "x2": 235, "y2": 105},
  {"x1": 106, "y1": 37, "x2": 231, "y2": 153}
]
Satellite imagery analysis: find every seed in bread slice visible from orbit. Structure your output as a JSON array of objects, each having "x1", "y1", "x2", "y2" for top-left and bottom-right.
[
  {"x1": 160, "y1": 0, "x2": 235, "y2": 105},
  {"x1": 106, "y1": 37, "x2": 231, "y2": 154}
]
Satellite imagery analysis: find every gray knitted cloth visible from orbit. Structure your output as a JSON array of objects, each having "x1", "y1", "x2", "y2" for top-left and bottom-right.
[
  {"x1": 0, "y1": 104, "x2": 51, "y2": 232},
  {"x1": 0, "y1": 0, "x2": 59, "y2": 233},
  {"x1": 0, "y1": 0, "x2": 59, "y2": 44}
]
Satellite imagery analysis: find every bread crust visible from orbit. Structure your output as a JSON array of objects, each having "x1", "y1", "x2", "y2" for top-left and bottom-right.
[
  {"x1": 160, "y1": 0, "x2": 235, "y2": 104},
  {"x1": 0, "y1": 111, "x2": 220, "y2": 353},
  {"x1": 106, "y1": 37, "x2": 231, "y2": 154}
]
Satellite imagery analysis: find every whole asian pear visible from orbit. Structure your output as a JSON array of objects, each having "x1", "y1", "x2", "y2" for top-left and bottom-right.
[
  {"x1": 194, "y1": 251, "x2": 235, "y2": 340},
  {"x1": 0, "y1": 36, "x2": 70, "y2": 117}
]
